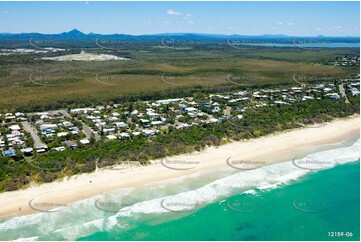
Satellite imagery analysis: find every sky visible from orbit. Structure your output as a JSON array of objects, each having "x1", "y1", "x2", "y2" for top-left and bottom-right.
[{"x1": 0, "y1": 1, "x2": 359, "y2": 36}]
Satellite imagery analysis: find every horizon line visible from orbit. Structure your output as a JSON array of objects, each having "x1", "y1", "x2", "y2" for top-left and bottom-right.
[{"x1": 0, "y1": 29, "x2": 360, "y2": 38}]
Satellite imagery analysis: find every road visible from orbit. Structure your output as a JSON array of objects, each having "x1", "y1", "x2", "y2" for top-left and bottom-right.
[
  {"x1": 82, "y1": 122, "x2": 100, "y2": 141},
  {"x1": 339, "y1": 84, "x2": 350, "y2": 104},
  {"x1": 21, "y1": 121, "x2": 45, "y2": 148}
]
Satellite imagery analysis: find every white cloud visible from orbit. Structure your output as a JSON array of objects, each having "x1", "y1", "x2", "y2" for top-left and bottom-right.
[
  {"x1": 167, "y1": 9, "x2": 182, "y2": 15},
  {"x1": 288, "y1": 22, "x2": 293, "y2": 26},
  {"x1": 276, "y1": 22, "x2": 283, "y2": 25}
]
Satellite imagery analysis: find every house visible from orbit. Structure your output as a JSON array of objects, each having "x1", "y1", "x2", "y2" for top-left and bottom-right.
[
  {"x1": 351, "y1": 89, "x2": 360, "y2": 96},
  {"x1": 151, "y1": 120, "x2": 163, "y2": 126},
  {"x1": 147, "y1": 112, "x2": 160, "y2": 119},
  {"x1": 68, "y1": 126, "x2": 79, "y2": 134},
  {"x1": 40, "y1": 124, "x2": 57, "y2": 132},
  {"x1": 301, "y1": 96, "x2": 314, "y2": 102},
  {"x1": 114, "y1": 122, "x2": 129, "y2": 129},
  {"x1": 140, "y1": 119, "x2": 150, "y2": 128},
  {"x1": 8, "y1": 124, "x2": 21, "y2": 131},
  {"x1": 80, "y1": 139, "x2": 90, "y2": 145},
  {"x1": 21, "y1": 147, "x2": 33, "y2": 156},
  {"x1": 62, "y1": 121, "x2": 73, "y2": 127},
  {"x1": 142, "y1": 129, "x2": 156, "y2": 137},
  {"x1": 53, "y1": 146, "x2": 65, "y2": 151},
  {"x1": 274, "y1": 101, "x2": 289, "y2": 105},
  {"x1": 108, "y1": 117, "x2": 119, "y2": 123},
  {"x1": 57, "y1": 132, "x2": 69, "y2": 137},
  {"x1": 103, "y1": 128, "x2": 115, "y2": 134},
  {"x1": 206, "y1": 118, "x2": 219, "y2": 124},
  {"x1": 119, "y1": 132, "x2": 131, "y2": 139},
  {"x1": 130, "y1": 110, "x2": 139, "y2": 116},
  {"x1": 35, "y1": 145, "x2": 48, "y2": 154},
  {"x1": 325, "y1": 93, "x2": 341, "y2": 100},
  {"x1": 185, "y1": 107, "x2": 198, "y2": 113},
  {"x1": 211, "y1": 106, "x2": 221, "y2": 113},
  {"x1": 106, "y1": 135, "x2": 117, "y2": 140},
  {"x1": 15, "y1": 112, "x2": 25, "y2": 117},
  {"x1": 188, "y1": 112, "x2": 197, "y2": 118},
  {"x1": 65, "y1": 140, "x2": 77, "y2": 150},
  {"x1": 0, "y1": 139, "x2": 5, "y2": 149},
  {"x1": 2, "y1": 150, "x2": 16, "y2": 157}
]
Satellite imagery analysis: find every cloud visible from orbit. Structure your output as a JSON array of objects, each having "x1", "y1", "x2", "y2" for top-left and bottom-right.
[
  {"x1": 167, "y1": 9, "x2": 182, "y2": 15},
  {"x1": 2, "y1": 10, "x2": 8, "y2": 14},
  {"x1": 333, "y1": 25, "x2": 343, "y2": 29},
  {"x1": 276, "y1": 22, "x2": 283, "y2": 25},
  {"x1": 288, "y1": 22, "x2": 293, "y2": 26}
]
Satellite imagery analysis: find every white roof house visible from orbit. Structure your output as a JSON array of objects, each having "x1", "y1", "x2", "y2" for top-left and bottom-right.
[
  {"x1": 9, "y1": 125, "x2": 21, "y2": 131},
  {"x1": 114, "y1": 122, "x2": 129, "y2": 128},
  {"x1": 80, "y1": 139, "x2": 90, "y2": 145},
  {"x1": 185, "y1": 107, "x2": 198, "y2": 113},
  {"x1": 326, "y1": 93, "x2": 341, "y2": 99}
]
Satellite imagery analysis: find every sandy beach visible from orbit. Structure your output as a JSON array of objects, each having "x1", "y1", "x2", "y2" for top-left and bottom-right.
[{"x1": 0, "y1": 115, "x2": 359, "y2": 219}]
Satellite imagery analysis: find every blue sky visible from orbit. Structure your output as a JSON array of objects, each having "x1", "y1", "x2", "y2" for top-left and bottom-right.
[{"x1": 0, "y1": 1, "x2": 359, "y2": 36}]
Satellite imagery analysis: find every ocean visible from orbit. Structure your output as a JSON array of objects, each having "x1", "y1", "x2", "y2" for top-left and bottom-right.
[{"x1": 0, "y1": 138, "x2": 359, "y2": 241}]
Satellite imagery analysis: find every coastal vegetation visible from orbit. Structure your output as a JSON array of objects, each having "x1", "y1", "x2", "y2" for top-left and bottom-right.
[{"x1": 0, "y1": 93, "x2": 359, "y2": 192}]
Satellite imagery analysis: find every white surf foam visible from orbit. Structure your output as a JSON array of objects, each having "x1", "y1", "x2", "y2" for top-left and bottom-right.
[{"x1": 1, "y1": 139, "x2": 359, "y2": 240}]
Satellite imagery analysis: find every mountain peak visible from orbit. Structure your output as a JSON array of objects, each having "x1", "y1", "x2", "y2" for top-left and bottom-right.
[{"x1": 63, "y1": 28, "x2": 85, "y2": 36}]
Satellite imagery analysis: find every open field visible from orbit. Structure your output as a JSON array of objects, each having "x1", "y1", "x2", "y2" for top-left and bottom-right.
[{"x1": 0, "y1": 43, "x2": 359, "y2": 112}]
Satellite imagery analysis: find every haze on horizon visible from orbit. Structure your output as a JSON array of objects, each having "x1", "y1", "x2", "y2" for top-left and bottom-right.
[{"x1": 0, "y1": 1, "x2": 359, "y2": 37}]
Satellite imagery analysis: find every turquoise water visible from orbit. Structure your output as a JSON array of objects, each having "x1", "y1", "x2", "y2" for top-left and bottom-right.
[
  {"x1": 0, "y1": 139, "x2": 359, "y2": 241},
  {"x1": 81, "y1": 161, "x2": 359, "y2": 241}
]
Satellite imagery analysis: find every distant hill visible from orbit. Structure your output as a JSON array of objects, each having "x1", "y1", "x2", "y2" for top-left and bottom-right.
[{"x1": 0, "y1": 29, "x2": 359, "y2": 48}]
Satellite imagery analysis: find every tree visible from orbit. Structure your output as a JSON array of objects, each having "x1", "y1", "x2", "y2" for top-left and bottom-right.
[{"x1": 90, "y1": 133, "x2": 96, "y2": 146}]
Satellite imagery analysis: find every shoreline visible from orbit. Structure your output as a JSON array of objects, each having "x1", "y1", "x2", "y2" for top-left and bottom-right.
[{"x1": 0, "y1": 115, "x2": 359, "y2": 219}]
